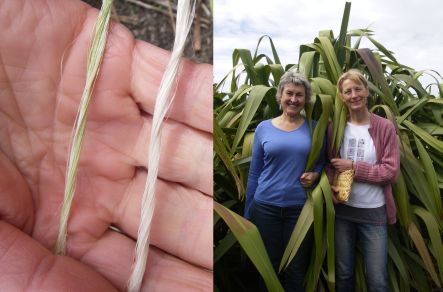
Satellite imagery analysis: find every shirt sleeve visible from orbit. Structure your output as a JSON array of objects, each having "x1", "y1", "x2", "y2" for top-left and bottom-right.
[{"x1": 244, "y1": 125, "x2": 264, "y2": 219}]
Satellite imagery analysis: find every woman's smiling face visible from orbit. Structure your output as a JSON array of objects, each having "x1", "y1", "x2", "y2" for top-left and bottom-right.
[
  {"x1": 280, "y1": 83, "x2": 306, "y2": 117},
  {"x1": 340, "y1": 79, "x2": 369, "y2": 112}
]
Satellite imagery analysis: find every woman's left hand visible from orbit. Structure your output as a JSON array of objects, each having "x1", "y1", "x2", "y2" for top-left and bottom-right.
[{"x1": 300, "y1": 172, "x2": 320, "y2": 188}]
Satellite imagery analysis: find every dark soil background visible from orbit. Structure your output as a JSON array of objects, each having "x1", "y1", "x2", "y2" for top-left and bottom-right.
[{"x1": 82, "y1": 0, "x2": 213, "y2": 64}]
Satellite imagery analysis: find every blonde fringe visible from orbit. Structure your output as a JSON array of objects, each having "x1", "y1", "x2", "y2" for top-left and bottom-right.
[
  {"x1": 55, "y1": 0, "x2": 113, "y2": 255},
  {"x1": 127, "y1": 0, "x2": 196, "y2": 290}
]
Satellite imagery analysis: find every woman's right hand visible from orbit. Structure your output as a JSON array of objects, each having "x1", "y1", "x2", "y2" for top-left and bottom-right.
[{"x1": 331, "y1": 158, "x2": 354, "y2": 172}]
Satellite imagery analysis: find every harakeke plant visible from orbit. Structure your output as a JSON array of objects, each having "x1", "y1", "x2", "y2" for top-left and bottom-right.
[{"x1": 214, "y1": 2, "x2": 443, "y2": 291}]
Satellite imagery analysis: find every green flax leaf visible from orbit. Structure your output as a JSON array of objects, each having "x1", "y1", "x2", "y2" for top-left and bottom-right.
[
  {"x1": 214, "y1": 202, "x2": 284, "y2": 292},
  {"x1": 231, "y1": 85, "x2": 276, "y2": 152}
]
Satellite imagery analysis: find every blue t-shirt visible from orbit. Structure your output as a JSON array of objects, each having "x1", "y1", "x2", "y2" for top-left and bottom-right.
[{"x1": 244, "y1": 119, "x2": 325, "y2": 218}]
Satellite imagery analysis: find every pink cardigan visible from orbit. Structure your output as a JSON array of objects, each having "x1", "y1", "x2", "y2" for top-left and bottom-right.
[{"x1": 326, "y1": 113, "x2": 401, "y2": 224}]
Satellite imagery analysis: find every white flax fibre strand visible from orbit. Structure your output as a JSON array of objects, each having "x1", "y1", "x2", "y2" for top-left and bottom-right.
[
  {"x1": 127, "y1": 0, "x2": 196, "y2": 291},
  {"x1": 55, "y1": 0, "x2": 113, "y2": 255}
]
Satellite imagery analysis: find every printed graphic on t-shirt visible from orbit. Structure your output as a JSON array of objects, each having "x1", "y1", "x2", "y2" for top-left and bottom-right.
[
  {"x1": 341, "y1": 123, "x2": 385, "y2": 208},
  {"x1": 347, "y1": 138, "x2": 356, "y2": 159},
  {"x1": 346, "y1": 138, "x2": 365, "y2": 161},
  {"x1": 357, "y1": 139, "x2": 365, "y2": 161}
]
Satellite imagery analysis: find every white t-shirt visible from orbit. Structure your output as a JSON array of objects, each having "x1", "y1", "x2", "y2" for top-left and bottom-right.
[{"x1": 340, "y1": 122, "x2": 385, "y2": 208}]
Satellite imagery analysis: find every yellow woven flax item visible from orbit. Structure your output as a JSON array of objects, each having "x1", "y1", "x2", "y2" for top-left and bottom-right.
[{"x1": 333, "y1": 169, "x2": 354, "y2": 202}]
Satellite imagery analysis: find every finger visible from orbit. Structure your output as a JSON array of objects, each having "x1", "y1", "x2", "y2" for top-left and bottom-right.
[
  {"x1": 0, "y1": 221, "x2": 117, "y2": 291},
  {"x1": 79, "y1": 230, "x2": 213, "y2": 291},
  {"x1": 113, "y1": 169, "x2": 212, "y2": 269},
  {"x1": 0, "y1": 151, "x2": 34, "y2": 233},
  {"x1": 131, "y1": 117, "x2": 212, "y2": 195},
  {"x1": 63, "y1": 169, "x2": 212, "y2": 270},
  {"x1": 130, "y1": 40, "x2": 212, "y2": 133},
  {"x1": 81, "y1": 115, "x2": 212, "y2": 195},
  {"x1": 332, "y1": 195, "x2": 339, "y2": 204},
  {"x1": 300, "y1": 180, "x2": 309, "y2": 186}
]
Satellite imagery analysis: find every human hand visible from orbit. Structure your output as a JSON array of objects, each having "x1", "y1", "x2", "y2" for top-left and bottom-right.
[
  {"x1": 330, "y1": 158, "x2": 354, "y2": 173},
  {"x1": 0, "y1": 0, "x2": 212, "y2": 291},
  {"x1": 330, "y1": 185, "x2": 340, "y2": 204},
  {"x1": 300, "y1": 172, "x2": 320, "y2": 188}
]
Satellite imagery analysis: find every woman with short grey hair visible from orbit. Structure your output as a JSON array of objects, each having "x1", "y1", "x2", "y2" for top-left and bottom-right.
[
  {"x1": 244, "y1": 71, "x2": 325, "y2": 291},
  {"x1": 276, "y1": 71, "x2": 312, "y2": 104}
]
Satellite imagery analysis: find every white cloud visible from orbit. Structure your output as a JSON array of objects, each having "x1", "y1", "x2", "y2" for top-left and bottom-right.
[{"x1": 214, "y1": 0, "x2": 443, "y2": 92}]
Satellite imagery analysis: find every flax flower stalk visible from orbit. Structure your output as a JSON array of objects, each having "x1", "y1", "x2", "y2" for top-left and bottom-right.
[
  {"x1": 127, "y1": 0, "x2": 196, "y2": 290},
  {"x1": 54, "y1": 0, "x2": 113, "y2": 255}
]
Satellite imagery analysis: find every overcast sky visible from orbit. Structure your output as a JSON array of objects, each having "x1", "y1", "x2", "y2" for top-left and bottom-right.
[{"x1": 214, "y1": 0, "x2": 443, "y2": 92}]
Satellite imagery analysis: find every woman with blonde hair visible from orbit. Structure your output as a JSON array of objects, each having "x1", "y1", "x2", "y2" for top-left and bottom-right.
[{"x1": 326, "y1": 69, "x2": 400, "y2": 291}]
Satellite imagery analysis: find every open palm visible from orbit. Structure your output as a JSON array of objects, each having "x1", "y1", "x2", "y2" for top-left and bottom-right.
[{"x1": 0, "y1": 0, "x2": 212, "y2": 290}]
